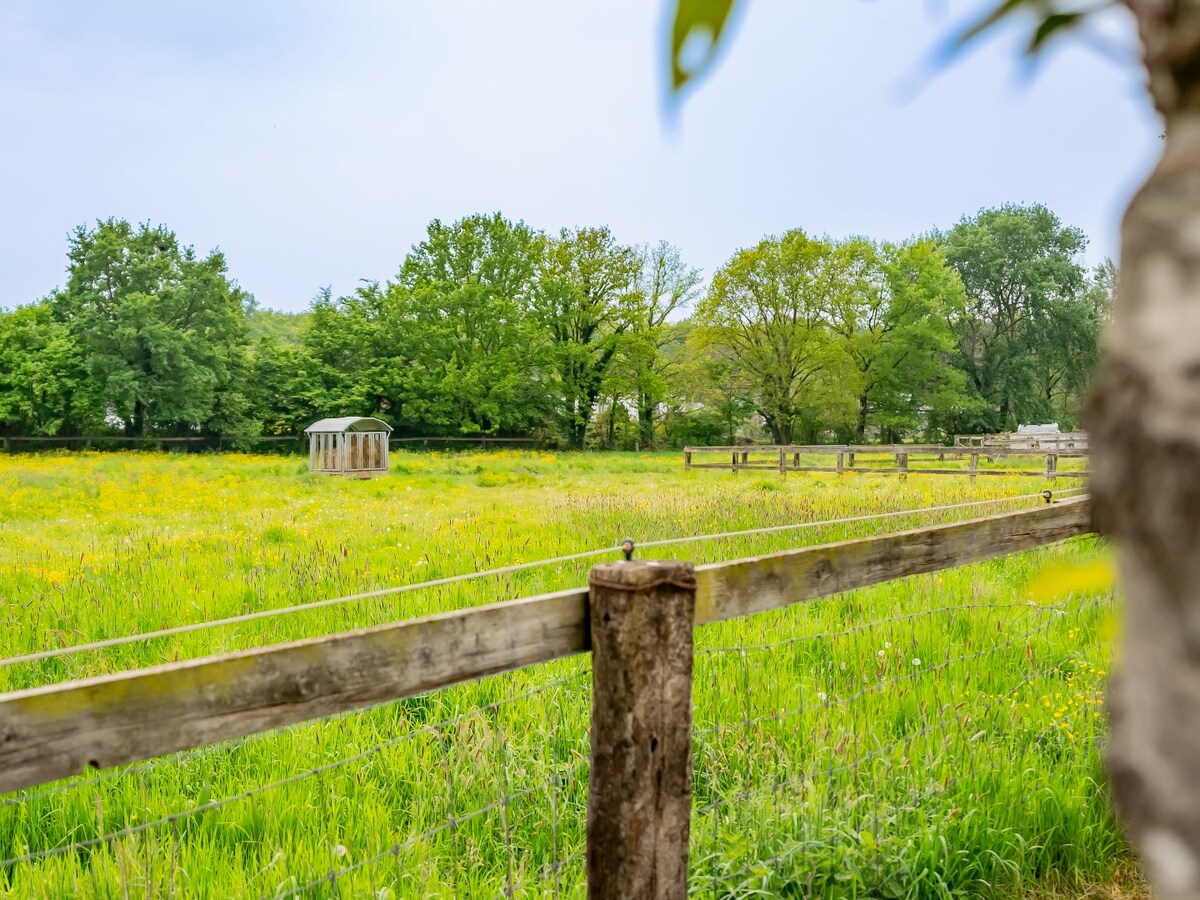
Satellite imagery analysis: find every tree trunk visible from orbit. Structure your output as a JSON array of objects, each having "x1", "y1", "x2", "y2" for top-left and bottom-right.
[
  {"x1": 763, "y1": 412, "x2": 787, "y2": 445},
  {"x1": 128, "y1": 400, "x2": 146, "y2": 437},
  {"x1": 569, "y1": 418, "x2": 587, "y2": 451},
  {"x1": 855, "y1": 394, "x2": 868, "y2": 443},
  {"x1": 1089, "y1": 5, "x2": 1200, "y2": 897},
  {"x1": 638, "y1": 392, "x2": 655, "y2": 450}
]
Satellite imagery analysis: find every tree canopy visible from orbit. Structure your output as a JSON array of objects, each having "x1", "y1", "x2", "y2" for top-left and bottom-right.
[{"x1": 1, "y1": 207, "x2": 1107, "y2": 447}]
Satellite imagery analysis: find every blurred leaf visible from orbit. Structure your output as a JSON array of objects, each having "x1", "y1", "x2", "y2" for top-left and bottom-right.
[
  {"x1": 953, "y1": 0, "x2": 1030, "y2": 48},
  {"x1": 1025, "y1": 554, "x2": 1116, "y2": 604},
  {"x1": 1027, "y1": 12, "x2": 1084, "y2": 53},
  {"x1": 670, "y1": 0, "x2": 739, "y2": 93}
]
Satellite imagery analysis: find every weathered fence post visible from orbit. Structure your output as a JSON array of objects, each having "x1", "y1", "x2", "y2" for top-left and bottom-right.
[
  {"x1": 740, "y1": 450, "x2": 749, "y2": 467},
  {"x1": 730, "y1": 451, "x2": 738, "y2": 473},
  {"x1": 684, "y1": 450, "x2": 692, "y2": 470},
  {"x1": 1046, "y1": 452, "x2": 1058, "y2": 481},
  {"x1": 897, "y1": 452, "x2": 908, "y2": 479},
  {"x1": 836, "y1": 451, "x2": 844, "y2": 474},
  {"x1": 847, "y1": 451, "x2": 854, "y2": 469},
  {"x1": 587, "y1": 559, "x2": 696, "y2": 900},
  {"x1": 969, "y1": 453, "x2": 978, "y2": 482},
  {"x1": 778, "y1": 447, "x2": 786, "y2": 475}
]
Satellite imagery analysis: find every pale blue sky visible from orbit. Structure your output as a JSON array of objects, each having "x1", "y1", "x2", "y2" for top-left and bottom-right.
[{"x1": 1, "y1": 1, "x2": 1159, "y2": 312}]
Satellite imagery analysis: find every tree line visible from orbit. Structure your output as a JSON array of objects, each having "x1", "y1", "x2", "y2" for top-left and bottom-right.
[{"x1": 0, "y1": 204, "x2": 1112, "y2": 449}]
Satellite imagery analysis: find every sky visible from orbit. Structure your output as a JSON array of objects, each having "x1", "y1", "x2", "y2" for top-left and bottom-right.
[{"x1": 0, "y1": 1, "x2": 1160, "y2": 312}]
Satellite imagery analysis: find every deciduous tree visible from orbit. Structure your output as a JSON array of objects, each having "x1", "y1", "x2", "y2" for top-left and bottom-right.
[
  {"x1": 51, "y1": 219, "x2": 256, "y2": 437},
  {"x1": 533, "y1": 226, "x2": 641, "y2": 448}
]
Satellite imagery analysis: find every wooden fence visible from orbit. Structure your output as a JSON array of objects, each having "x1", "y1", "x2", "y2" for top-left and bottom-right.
[
  {"x1": 1, "y1": 434, "x2": 541, "y2": 453},
  {"x1": 684, "y1": 444, "x2": 1088, "y2": 480},
  {"x1": 0, "y1": 497, "x2": 1094, "y2": 896},
  {"x1": 953, "y1": 432, "x2": 1089, "y2": 452}
]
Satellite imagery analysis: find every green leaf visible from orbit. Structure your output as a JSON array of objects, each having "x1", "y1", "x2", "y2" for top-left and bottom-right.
[
  {"x1": 953, "y1": 0, "x2": 1029, "y2": 48},
  {"x1": 669, "y1": 0, "x2": 739, "y2": 93},
  {"x1": 1027, "y1": 12, "x2": 1084, "y2": 53}
]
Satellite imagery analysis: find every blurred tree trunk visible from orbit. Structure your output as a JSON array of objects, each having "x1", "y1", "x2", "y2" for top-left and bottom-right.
[{"x1": 1089, "y1": 3, "x2": 1200, "y2": 896}]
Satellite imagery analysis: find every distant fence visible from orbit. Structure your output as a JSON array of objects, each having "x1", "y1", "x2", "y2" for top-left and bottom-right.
[
  {"x1": 684, "y1": 444, "x2": 1089, "y2": 480},
  {"x1": 0, "y1": 497, "x2": 1094, "y2": 896},
  {"x1": 389, "y1": 435, "x2": 541, "y2": 449},
  {"x1": 954, "y1": 432, "x2": 1089, "y2": 451},
  {"x1": 0, "y1": 434, "x2": 303, "y2": 452},
  {"x1": 1, "y1": 434, "x2": 542, "y2": 454}
]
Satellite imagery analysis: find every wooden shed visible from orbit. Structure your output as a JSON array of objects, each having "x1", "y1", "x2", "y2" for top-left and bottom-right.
[{"x1": 305, "y1": 417, "x2": 392, "y2": 477}]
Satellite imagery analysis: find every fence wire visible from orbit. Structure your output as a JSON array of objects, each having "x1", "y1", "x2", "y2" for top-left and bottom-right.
[
  {"x1": 690, "y1": 570, "x2": 1113, "y2": 898},
  {"x1": 0, "y1": 487, "x2": 1083, "y2": 675}
]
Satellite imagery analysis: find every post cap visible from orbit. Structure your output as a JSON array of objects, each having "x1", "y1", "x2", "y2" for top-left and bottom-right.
[{"x1": 589, "y1": 559, "x2": 697, "y2": 592}]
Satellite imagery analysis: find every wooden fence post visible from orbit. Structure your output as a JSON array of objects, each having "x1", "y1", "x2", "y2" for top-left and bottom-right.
[
  {"x1": 587, "y1": 559, "x2": 696, "y2": 900},
  {"x1": 731, "y1": 451, "x2": 738, "y2": 473},
  {"x1": 969, "y1": 453, "x2": 978, "y2": 482},
  {"x1": 847, "y1": 451, "x2": 855, "y2": 469},
  {"x1": 897, "y1": 452, "x2": 908, "y2": 479},
  {"x1": 684, "y1": 450, "x2": 692, "y2": 470},
  {"x1": 740, "y1": 450, "x2": 749, "y2": 466},
  {"x1": 1046, "y1": 452, "x2": 1058, "y2": 481},
  {"x1": 836, "y1": 451, "x2": 844, "y2": 474},
  {"x1": 778, "y1": 447, "x2": 786, "y2": 475}
]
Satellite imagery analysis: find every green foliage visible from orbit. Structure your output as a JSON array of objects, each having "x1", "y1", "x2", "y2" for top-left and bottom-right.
[
  {"x1": 0, "y1": 301, "x2": 88, "y2": 436},
  {"x1": 51, "y1": 219, "x2": 258, "y2": 437},
  {"x1": 941, "y1": 204, "x2": 1096, "y2": 432},
  {"x1": 397, "y1": 213, "x2": 551, "y2": 435},
  {"x1": 664, "y1": 0, "x2": 1104, "y2": 105},
  {"x1": 598, "y1": 241, "x2": 702, "y2": 449},
  {"x1": 695, "y1": 230, "x2": 848, "y2": 443},
  {"x1": 2, "y1": 207, "x2": 1106, "y2": 447},
  {"x1": 952, "y1": 0, "x2": 1099, "y2": 56},
  {"x1": 827, "y1": 238, "x2": 976, "y2": 443},
  {"x1": 533, "y1": 226, "x2": 642, "y2": 448},
  {"x1": 246, "y1": 307, "x2": 309, "y2": 348}
]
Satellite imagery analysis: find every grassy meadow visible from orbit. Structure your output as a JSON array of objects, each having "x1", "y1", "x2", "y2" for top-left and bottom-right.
[{"x1": 0, "y1": 450, "x2": 1126, "y2": 898}]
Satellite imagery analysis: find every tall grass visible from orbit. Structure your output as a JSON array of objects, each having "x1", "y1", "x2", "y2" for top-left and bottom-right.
[{"x1": 0, "y1": 451, "x2": 1124, "y2": 897}]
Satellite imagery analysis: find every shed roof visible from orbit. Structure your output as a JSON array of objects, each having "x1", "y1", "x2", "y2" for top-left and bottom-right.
[{"x1": 304, "y1": 417, "x2": 393, "y2": 434}]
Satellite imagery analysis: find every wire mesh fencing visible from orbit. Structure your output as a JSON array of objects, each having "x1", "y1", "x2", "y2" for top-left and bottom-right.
[
  {"x1": 689, "y1": 549, "x2": 1118, "y2": 898},
  {"x1": 0, "y1": 659, "x2": 592, "y2": 899}
]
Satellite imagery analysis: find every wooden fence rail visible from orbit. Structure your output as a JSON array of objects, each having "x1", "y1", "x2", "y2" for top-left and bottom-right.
[
  {"x1": 683, "y1": 444, "x2": 1088, "y2": 480},
  {"x1": 953, "y1": 432, "x2": 1089, "y2": 451}
]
